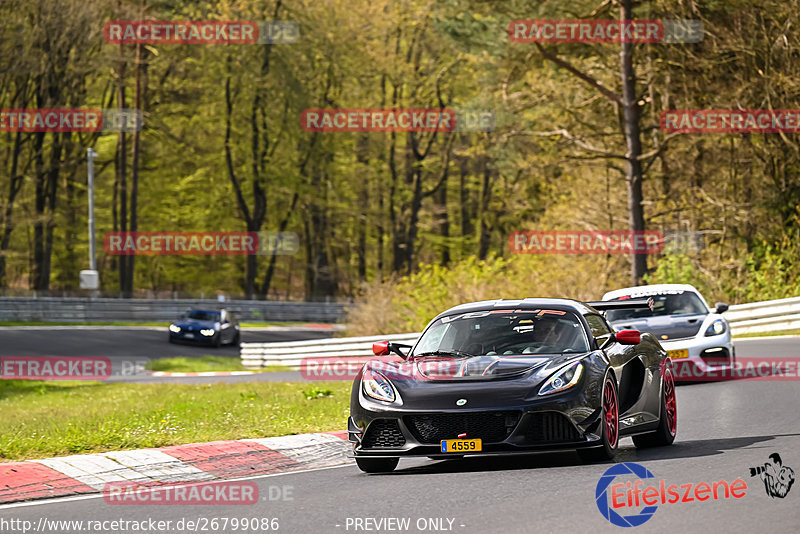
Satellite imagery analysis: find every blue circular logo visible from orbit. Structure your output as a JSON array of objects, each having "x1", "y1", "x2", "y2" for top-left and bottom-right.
[{"x1": 595, "y1": 462, "x2": 658, "y2": 527}]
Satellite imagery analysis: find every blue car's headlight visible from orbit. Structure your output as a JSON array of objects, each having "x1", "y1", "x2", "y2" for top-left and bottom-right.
[
  {"x1": 539, "y1": 361, "x2": 583, "y2": 396},
  {"x1": 169, "y1": 324, "x2": 181, "y2": 333},
  {"x1": 362, "y1": 368, "x2": 396, "y2": 403},
  {"x1": 705, "y1": 319, "x2": 726, "y2": 336},
  {"x1": 200, "y1": 329, "x2": 215, "y2": 336}
]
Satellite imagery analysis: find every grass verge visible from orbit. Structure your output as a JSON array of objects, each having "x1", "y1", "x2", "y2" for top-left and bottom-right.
[
  {"x1": 0, "y1": 379, "x2": 350, "y2": 461},
  {"x1": 145, "y1": 357, "x2": 292, "y2": 373},
  {"x1": 146, "y1": 356, "x2": 249, "y2": 373}
]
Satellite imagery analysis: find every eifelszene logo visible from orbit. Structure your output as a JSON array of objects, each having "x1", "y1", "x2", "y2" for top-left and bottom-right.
[
  {"x1": 595, "y1": 462, "x2": 747, "y2": 527},
  {"x1": 749, "y1": 453, "x2": 795, "y2": 498}
]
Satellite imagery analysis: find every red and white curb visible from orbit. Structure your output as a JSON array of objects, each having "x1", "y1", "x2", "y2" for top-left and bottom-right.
[{"x1": 0, "y1": 431, "x2": 350, "y2": 504}]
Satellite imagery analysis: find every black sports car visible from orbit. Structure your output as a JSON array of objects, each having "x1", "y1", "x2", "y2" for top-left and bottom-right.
[
  {"x1": 168, "y1": 308, "x2": 240, "y2": 347},
  {"x1": 348, "y1": 298, "x2": 677, "y2": 473}
]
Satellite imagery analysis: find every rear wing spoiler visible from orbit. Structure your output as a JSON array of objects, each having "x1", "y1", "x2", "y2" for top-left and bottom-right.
[{"x1": 585, "y1": 297, "x2": 654, "y2": 311}]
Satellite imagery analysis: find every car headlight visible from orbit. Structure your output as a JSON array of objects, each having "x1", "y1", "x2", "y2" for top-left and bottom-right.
[
  {"x1": 169, "y1": 324, "x2": 181, "y2": 333},
  {"x1": 362, "y1": 368, "x2": 396, "y2": 403},
  {"x1": 705, "y1": 319, "x2": 726, "y2": 336},
  {"x1": 200, "y1": 329, "x2": 215, "y2": 336},
  {"x1": 538, "y1": 361, "x2": 584, "y2": 396}
]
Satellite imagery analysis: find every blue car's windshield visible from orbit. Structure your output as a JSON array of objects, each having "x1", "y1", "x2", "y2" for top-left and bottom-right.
[
  {"x1": 186, "y1": 310, "x2": 220, "y2": 322},
  {"x1": 412, "y1": 310, "x2": 590, "y2": 357}
]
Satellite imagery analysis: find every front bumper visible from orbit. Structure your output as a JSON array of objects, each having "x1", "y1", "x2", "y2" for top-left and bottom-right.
[
  {"x1": 169, "y1": 331, "x2": 217, "y2": 344},
  {"x1": 349, "y1": 384, "x2": 606, "y2": 458},
  {"x1": 661, "y1": 331, "x2": 734, "y2": 375}
]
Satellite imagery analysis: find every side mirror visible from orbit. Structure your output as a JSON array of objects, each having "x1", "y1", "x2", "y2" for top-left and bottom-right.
[
  {"x1": 372, "y1": 341, "x2": 412, "y2": 359},
  {"x1": 615, "y1": 329, "x2": 641, "y2": 345},
  {"x1": 715, "y1": 302, "x2": 729, "y2": 314},
  {"x1": 372, "y1": 341, "x2": 390, "y2": 356}
]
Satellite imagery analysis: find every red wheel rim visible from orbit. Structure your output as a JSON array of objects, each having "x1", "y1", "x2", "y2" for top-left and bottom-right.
[
  {"x1": 664, "y1": 368, "x2": 677, "y2": 436},
  {"x1": 603, "y1": 378, "x2": 618, "y2": 448}
]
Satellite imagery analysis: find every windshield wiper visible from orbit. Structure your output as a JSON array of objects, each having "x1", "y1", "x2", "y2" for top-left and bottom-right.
[{"x1": 413, "y1": 349, "x2": 475, "y2": 359}]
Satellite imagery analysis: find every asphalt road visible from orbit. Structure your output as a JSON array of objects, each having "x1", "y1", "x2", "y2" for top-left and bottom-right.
[
  {"x1": 0, "y1": 326, "x2": 332, "y2": 358},
  {"x1": 1, "y1": 337, "x2": 799, "y2": 533},
  {"x1": 0, "y1": 326, "x2": 332, "y2": 381}
]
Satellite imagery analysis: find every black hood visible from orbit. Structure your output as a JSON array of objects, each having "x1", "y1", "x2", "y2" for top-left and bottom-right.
[
  {"x1": 368, "y1": 353, "x2": 584, "y2": 384},
  {"x1": 362, "y1": 353, "x2": 588, "y2": 411},
  {"x1": 609, "y1": 313, "x2": 706, "y2": 340}
]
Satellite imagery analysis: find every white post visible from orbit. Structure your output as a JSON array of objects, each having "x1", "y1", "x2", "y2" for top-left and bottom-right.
[{"x1": 80, "y1": 148, "x2": 100, "y2": 293}]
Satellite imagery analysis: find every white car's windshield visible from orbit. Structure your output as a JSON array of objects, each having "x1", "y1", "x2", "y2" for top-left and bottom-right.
[
  {"x1": 606, "y1": 292, "x2": 708, "y2": 322},
  {"x1": 413, "y1": 310, "x2": 590, "y2": 357}
]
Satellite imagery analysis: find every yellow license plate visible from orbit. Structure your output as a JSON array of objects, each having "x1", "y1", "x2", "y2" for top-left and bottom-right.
[
  {"x1": 668, "y1": 349, "x2": 689, "y2": 360},
  {"x1": 440, "y1": 439, "x2": 482, "y2": 453}
]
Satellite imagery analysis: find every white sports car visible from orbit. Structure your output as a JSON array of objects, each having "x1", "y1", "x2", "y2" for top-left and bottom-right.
[{"x1": 601, "y1": 284, "x2": 734, "y2": 377}]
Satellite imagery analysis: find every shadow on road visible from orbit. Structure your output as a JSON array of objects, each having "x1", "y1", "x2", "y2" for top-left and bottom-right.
[{"x1": 380, "y1": 433, "x2": 800, "y2": 476}]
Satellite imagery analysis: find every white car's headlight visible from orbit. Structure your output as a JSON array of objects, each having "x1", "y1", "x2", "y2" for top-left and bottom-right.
[
  {"x1": 200, "y1": 329, "x2": 215, "y2": 336},
  {"x1": 169, "y1": 324, "x2": 181, "y2": 333},
  {"x1": 362, "y1": 368, "x2": 396, "y2": 403},
  {"x1": 538, "y1": 361, "x2": 584, "y2": 396},
  {"x1": 704, "y1": 319, "x2": 726, "y2": 336}
]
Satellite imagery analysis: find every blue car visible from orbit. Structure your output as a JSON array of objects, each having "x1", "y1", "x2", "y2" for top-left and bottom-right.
[{"x1": 168, "y1": 309, "x2": 241, "y2": 347}]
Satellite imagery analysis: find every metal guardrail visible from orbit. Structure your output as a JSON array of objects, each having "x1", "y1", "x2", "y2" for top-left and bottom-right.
[
  {"x1": 241, "y1": 333, "x2": 419, "y2": 370},
  {"x1": 0, "y1": 297, "x2": 347, "y2": 323},
  {"x1": 725, "y1": 296, "x2": 800, "y2": 335},
  {"x1": 240, "y1": 296, "x2": 800, "y2": 369}
]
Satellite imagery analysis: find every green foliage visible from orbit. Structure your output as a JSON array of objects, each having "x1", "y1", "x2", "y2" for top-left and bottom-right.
[
  {"x1": 740, "y1": 238, "x2": 800, "y2": 302},
  {"x1": 346, "y1": 253, "x2": 631, "y2": 335},
  {"x1": 644, "y1": 255, "x2": 709, "y2": 295},
  {"x1": 1, "y1": 0, "x2": 800, "y2": 306}
]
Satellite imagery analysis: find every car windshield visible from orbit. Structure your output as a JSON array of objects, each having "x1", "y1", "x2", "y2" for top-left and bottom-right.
[
  {"x1": 606, "y1": 292, "x2": 708, "y2": 322},
  {"x1": 412, "y1": 310, "x2": 590, "y2": 357},
  {"x1": 186, "y1": 310, "x2": 220, "y2": 322}
]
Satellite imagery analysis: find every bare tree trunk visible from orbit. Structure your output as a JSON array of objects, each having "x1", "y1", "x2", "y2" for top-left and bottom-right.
[
  {"x1": 127, "y1": 0, "x2": 148, "y2": 297},
  {"x1": 477, "y1": 156, "x2": 492, "y2": 260},
  {"x1": 116, "y1": 21, "x2": 129, "y2": 296},
  {"x1": 0, "y1": 130, "x2": 24, "y2": 288},
  {"x1": 619, "y1": 0, "x2": 647, "y2": 284}
]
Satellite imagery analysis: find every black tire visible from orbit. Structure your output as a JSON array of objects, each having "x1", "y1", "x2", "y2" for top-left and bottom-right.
[
  {"x1": 355, "y1": 457, "x2": 399, "y2": 473},
  {"x1": 232, "y1": 331, "x2": 241, "y2": 345},
  {"x1": 168, "y1": 335, "x2": 175, "y2": 344},
  {"x1": 578, "y1": 375, "x2": 619, "y2": 463},
  {"x1": 213, "y1": 333, "x2": 222, "y2": 348},
  {"x1": 633, "y1": 367, "x2": 677, "y2": 448}
]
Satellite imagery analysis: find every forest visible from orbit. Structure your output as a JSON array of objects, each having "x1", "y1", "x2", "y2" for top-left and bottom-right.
[{"x1": 1, "y1": 0, "x2": 798, "y2": 324}]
